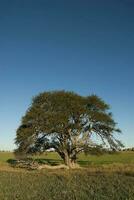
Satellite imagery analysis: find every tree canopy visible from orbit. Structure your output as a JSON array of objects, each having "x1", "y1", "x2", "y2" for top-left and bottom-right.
[{"x1": 15, "y1": 91, "x2": 123, "y2": 167}]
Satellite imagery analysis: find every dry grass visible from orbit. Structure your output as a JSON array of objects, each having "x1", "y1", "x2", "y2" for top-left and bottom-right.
[{"x1": 0, "y1": 151, "x2": 134, "y2": 199}]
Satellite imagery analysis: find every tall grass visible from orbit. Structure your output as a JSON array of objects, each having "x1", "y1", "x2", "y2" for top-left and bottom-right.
[
  {"x1": 0, "y1": 152, "x2": 134, "y2": 199},
  {"x1": 0, "y1": 170, "x2": 134, "y2": 200}
]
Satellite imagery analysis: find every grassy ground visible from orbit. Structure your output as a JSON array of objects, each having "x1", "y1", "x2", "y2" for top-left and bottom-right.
[
  {"x1": 0, "y1": 151, "x2": 134, "y2": 200},
  {"x1": 34, "y1": 151, "x2": 134, "y2": 166},
  {"x1": 1, "y1": 151, "x2": 134, "y2": 166},
  {"x1": 0, "y1": 170, "x2": 134, "y2": 200}
]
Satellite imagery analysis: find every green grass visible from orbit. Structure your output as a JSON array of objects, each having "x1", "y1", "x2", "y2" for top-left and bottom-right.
[
  {"x1": 0, "y1": 152, "x2": 15, "y2": 167},
  {"x1": 0, "y1": 151, "x2": 134, "y2": 200},
  {"x1": 33, "y1": 151, "x2": 134, "y2": 166},
  {"x1": 1, "y1": 151, "x2": 134, "y2": 166},
  {"x1": 78, "y1": 151, "x2": 134, "y2": 166},
  {"x1": 0, "y1": 170, "x2": 134, "y2": 200}
]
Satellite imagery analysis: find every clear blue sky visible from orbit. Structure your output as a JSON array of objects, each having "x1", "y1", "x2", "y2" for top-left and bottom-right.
[{"x1": 0, "y1": 0, "x2": 133, "y2": 150}]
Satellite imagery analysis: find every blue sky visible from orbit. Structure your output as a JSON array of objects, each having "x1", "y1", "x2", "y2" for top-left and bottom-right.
[{"x1": 0, "y1": 0, "x2": 133, "y2": 150}]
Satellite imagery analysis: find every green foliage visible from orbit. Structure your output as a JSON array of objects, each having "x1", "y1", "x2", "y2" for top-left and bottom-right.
[{"x1": 15, "y1": 90, "x2": 123, "y2": 167}]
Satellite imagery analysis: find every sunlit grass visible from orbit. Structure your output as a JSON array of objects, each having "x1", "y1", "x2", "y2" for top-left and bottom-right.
[
  {"x1": 0, "y1": 170, "x2": 134, "y2": 200},
  {"x1": 0, "y1": 151, "x2": 134, "y2": 199},
  {"x1": 0, "y1": 151, "x2": 134, "y2": 167}
]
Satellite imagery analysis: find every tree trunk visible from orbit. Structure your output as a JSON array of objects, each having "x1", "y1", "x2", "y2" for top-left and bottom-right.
[
  {"x1": 64, "y1": 152, "x2": 77, "y2": 168},
  {"x1": 64, "y1": 152, "x2": 70, "y2": 167},
  {"x1": 56, "y1": 150, "x2": 78, "y2": 168}
]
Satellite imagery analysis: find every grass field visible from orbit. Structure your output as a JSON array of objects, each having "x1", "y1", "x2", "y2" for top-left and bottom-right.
[
  {"x1": 1, "y1": 151, "x2": 134, "y2": 164},
  {"x1": 0, "y1": 151, "x2": 134, "y2": 200}
]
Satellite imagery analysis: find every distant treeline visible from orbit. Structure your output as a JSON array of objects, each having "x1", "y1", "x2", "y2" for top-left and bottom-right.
[
  {"x1": 121, "y1": 148, "x2": 134, "y2": 151},
  {"x1": 0, "y1": 150, "x2": 12, "y2": 152}
]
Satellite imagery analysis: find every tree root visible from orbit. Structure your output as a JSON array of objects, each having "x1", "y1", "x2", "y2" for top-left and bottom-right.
[{"x1": 37, "y1": 163, "x2": 80, "y2": 170}]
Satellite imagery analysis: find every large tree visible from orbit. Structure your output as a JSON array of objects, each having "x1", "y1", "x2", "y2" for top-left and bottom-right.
[{"x1": 15, "y1": 91, "x2": 123, "y2": 168}]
